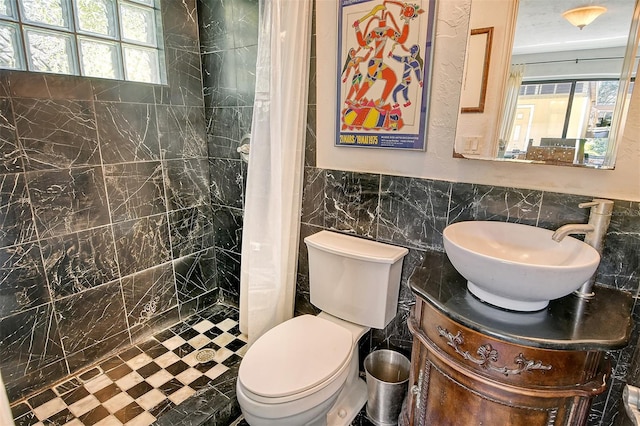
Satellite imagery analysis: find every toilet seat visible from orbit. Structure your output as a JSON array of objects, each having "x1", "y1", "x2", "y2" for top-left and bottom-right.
[{"x1": 238, "y1": 315, "x2": 353, "y2": 403}]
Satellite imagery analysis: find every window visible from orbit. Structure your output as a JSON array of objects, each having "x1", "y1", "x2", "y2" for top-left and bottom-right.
[
  {"x1": 0, "y1": 0, "x2": 164, "y2": 84},
  {"x1": 505, "y1": 78, "x2": 635, "y2": 165}
]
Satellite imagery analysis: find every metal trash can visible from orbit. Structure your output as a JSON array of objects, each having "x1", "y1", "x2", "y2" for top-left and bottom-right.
[{"x1": 364, "y1": 349, "x2": 411, "y2": 426}]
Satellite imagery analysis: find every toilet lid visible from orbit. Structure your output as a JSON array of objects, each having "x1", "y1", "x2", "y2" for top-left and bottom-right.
[{"x1": 239, "y1": 315, "x2": 353, "y2": 398}]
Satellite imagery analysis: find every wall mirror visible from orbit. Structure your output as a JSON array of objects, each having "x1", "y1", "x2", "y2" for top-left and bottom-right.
[{"x1": 455, "y1": 0, "x2": 640, "y2": 169}]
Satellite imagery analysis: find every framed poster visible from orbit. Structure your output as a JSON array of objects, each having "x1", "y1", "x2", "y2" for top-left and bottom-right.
[
  {"x1": 460, "y1": 27, "x2": 493, "y2": 113},
  {"x1": 336, "y1": 0, "x2": 436, "y2": 150}
]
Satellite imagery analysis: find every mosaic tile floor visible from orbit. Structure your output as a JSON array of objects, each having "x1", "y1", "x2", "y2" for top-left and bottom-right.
[{"x1": 11, "y1": 304, "x2": 245, "y2": 426}]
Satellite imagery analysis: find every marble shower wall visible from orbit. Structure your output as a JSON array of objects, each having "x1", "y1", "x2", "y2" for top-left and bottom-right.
[
  {"x1": 0, "y1": 0, "x2": 218, "y2": 403},
  {"x1": 199, "y1": 0, "x2": 259, "y2": 303}
]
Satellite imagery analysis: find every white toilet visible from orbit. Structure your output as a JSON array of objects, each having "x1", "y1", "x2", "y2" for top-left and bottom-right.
[{"x1": 236, "y1": 230, "x2": 409, "y2": 426}]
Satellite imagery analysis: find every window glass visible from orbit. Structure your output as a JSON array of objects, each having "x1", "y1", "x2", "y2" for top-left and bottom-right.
[
  {"x1": 79, "y1": 37, "x2": 119, "y2": 78},
  {"x1": 120, "y1": 2, "x2": 155, "y2": 46},
  {"x1": 0, "y1": 21, "x2": 22, "y2": 69},
  {"x1": 25, "y1": 27, "x2": 75, "y2": 74},
  {"x1": 21, "y1": 0, "x2": 70, "y2": 29},
  {"x1": 0, "y1": 0, "x2": 16, "y2": 19},
  {"x1": 75, "y1": 0, "x2": 117, "y2": 37},
  {"x1": 0, "y1": 0, "x2": 164, "y2": 83},
  {"x1": 123, "y1": 44, "x2": 158, "y2": 83}
]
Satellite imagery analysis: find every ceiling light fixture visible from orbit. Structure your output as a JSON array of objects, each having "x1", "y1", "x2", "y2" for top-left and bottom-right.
[{"x1": 562, "y1": 5, "x2": 607, "y2": 30}]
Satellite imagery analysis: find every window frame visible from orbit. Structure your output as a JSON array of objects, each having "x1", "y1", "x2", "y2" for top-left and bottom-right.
[{"x1": 0, "y1": 0, "x2": 165, "y2": 84}]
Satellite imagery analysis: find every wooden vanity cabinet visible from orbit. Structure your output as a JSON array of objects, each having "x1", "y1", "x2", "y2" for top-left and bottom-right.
[{"x1": 399, "y1": 298, "x2": 609, "y2": 426}]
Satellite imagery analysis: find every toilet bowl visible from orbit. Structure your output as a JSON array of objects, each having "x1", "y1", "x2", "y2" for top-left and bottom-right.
[
  {"x1": 236, "y1": 313, "x2": 368, "y2": 426},
  {"x1": 236, "y1": 231, "x2": 408, "y2": 425}
]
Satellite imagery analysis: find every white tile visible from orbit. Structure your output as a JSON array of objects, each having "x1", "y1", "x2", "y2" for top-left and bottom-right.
[
  {"x1": 204, "y1": 363, "x2": 228, "y2": 380},
  {"x1": 237, "y1": 333, "x2": 248, "y2": 343},
  {"x1": 93, "y1": 414, "x2": 124, "y2": 426},
  {"x1": 212, "y1": 332, "x2": 235, "y2": 347},
  {"x1": 216, "y1": 318, "x2": 237, "y2": 332},
  {"x1": 126, "y1": 353, "x2": 153, "y2": 370},
  {"x1": 187, "y1": 334, "x2": 211, "y2": 349},
  {"x1": 145, "y1": 369, "x2": 174, "y2": 387},
  {"x1": 155, "y1": 351, "x2": 181, "y2": 368},
  {"x1": 84, "y1": 374, "x2": 114, "y2": 393},
  {"x1": 63, "y1": 419, "x2": 84, "y2": 426},
  {"x1": 212, "y1": 347, "x2": 233, "y2": 364},
  {"x1": 103, "y1": 392, "x2": 135, "y2": 414},
  {"x1": 236, "y1": 345, "x2": 248, "y2": 357},
  {"x1": 115, "y1": 371, "x2": 145, "y2": 391},
  {"x1": 162, "y1": 335, "x2": 186, "y2": 350},
  {"x1": 135, "y1": 389, "x2": 166, "y2": 410},
  {"x1": 192, "y1": 320, "x2": 214, "y2": 333},
  {"x1": 32, "y1": 397, "x2": 66, "y2": 420},
  {"x1": 168, "y1": 386, "x2": 195, "y2": 405},
  {"x1": 67, "y1": 394, "x2": 100, "y2": 417},
  {"x1": 125, "y1": 411, "x2": 156, "y2": 426},
  {"x1": 176, "y1": 368, "x2": 202, "y2": 385},
  {"x1": 182, "y1": 351, "x2": 200, "y2": 367}
]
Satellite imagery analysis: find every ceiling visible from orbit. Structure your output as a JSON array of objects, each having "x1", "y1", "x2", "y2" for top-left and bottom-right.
[{"x1": 512, "y1": 0, "x2": 636, "y2": 55}]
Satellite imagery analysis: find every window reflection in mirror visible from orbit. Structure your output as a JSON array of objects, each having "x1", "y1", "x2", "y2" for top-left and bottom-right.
[{"x1": 456, "y1": 0, "x2": 639, "y2": 169}]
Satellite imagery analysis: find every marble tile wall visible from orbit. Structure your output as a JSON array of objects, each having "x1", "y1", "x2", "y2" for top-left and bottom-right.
[
  {"x1": 0, "y1": 0, "x2": 218, "y2": 403},
  {"x1": 199, "y1": 0, "x2": 258, "y2": 304}
]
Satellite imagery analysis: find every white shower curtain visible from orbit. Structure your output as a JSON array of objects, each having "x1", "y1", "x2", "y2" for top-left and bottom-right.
[
  {"x1": 498, "y1": 64, "x2": 525, "y2": 147},
  {"x1": 239, "y1": 0, "x2": 312, "y2": 344}
]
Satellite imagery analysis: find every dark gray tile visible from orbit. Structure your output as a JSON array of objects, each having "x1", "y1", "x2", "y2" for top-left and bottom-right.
[
  {"x1": 449, "y1": 183, "x2": 542, "y2": 225},
  {"x1": 378, "y1": 176, "x2": 451, "y2": 251},
  {"x1": 113, "y1": 215, "x2": 171, "y2": 276},
  {"x1": 209, "y1": 158, "x2": 244, "y2": 208},
  {"x1": 54, "y1": 281, "x2": 128, "y2": 354},
  {"x1": 105, "y1": 161, "x2": 166, "y2": 222},
  {"x1": 169, "y1": 205, "x2": 215, "y2": 259},
  {"x1": 157, "y1": 105, "x2": 207, "y2": 160},
  {"x1": 174, "y1": 248, "x2": 217, "y2": 303},
  {"x1": 202, "y1": 50, "x2": 238, "y2": 108},
  {"x1": 9, "y1": 73, "x2": 92, "y2": 100},
  {"x1": 215, "y1": 248, "x2": 240, "y2": 301},
  {"x1": 14, "y1": 98, "x2": 99, "y2": 170},
  {"x1": 205, "y1": 107, "x2": 241, "y2": 159},
  {"x1": 325, "y1": 170, "x2": 380, "y2": 238},
  {"x1": 91, "y1": 80, "x2": 155, "y2": 103},
  {"x1": 0, "y1": 98, "x2": 22, "y2": 173},
  {"x1": 28, "y1": 167, "x2": 110, "y2": 238},
  {"x1": 235, "y1": 45, "x2": 257, "y2": 107},
  {"x1": 164, "y1": 158, "x2": 210, "y2": 211},
  {"x1": 0, "y1": 173, "x2": 36, "y2": 247},
  {"x1": 164, "y1": 48, "x2": 204, "y2": 107},
  {"x1": 213, "y1": 206, "x2": 243, "y2": 253},
  {"x1": 95, "y1": 102, "x2": 160, "y2": 164},
  {"x1": 0, "y1": 304, "x2": 65, "y2": 393},
  {"x1": 197, "y1": 0, "x2": 234, "y2": 53},
  {"x1": 122, "y1": 262, "x2": 178, "y2": 333},
  {"x1": 301, "y1": 167, "x2": 325, "y2": 226},
  {"x1": 41, "y1": 226, "x2": 118, "y2": 299},
  {"x1": 161, "y1": 0, "x2": 200, "y2": 51},
  {"x1": 231, "y1": 0, "x2": 258, "y2": 48}
]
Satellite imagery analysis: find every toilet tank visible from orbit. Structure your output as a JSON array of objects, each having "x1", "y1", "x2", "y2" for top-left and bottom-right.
[{"x1": 304, "y1": 231, "x2": 409, "y2": 329}]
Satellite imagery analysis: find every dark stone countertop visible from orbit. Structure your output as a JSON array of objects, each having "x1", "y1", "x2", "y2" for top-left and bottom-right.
[{"x1": 409, "y1": 251, "x2": 634, "y2": 351}]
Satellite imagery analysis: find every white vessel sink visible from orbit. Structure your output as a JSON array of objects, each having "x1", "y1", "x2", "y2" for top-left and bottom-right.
[{"x1": 443, "y1": 221, "x2": 600, "y2": 312}]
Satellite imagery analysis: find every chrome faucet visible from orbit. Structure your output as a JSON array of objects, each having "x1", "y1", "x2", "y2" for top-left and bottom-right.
[
  {"x1": 551, "y1": 198, "x2": 614, "y2": 298},
  {"x1": 551, "y1": 224, "x2": 594, "y2": 242}
]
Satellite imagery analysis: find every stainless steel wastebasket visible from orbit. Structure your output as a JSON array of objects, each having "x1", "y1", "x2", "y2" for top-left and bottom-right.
[{"x1": 364, "y1": 349, "x2": 411, "y2": 426}]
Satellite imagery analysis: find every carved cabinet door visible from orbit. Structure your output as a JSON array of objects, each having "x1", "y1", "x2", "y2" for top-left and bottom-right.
[{"x1": 400, "y1": 298, "x2": 609, "y2": 426}]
